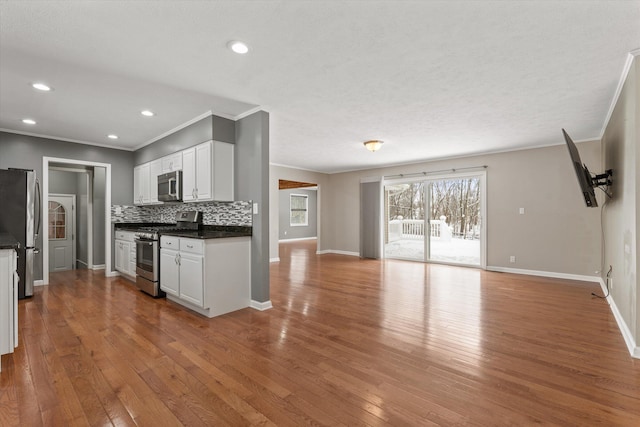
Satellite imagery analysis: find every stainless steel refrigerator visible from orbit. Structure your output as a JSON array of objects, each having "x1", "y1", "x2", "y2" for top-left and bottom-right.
[{"x1": 0, "y1": 168, "x2": 41, "y2": 299}]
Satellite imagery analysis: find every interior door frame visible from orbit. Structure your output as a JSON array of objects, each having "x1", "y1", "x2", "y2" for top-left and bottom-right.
[
  {"x1": 382, "y1": 170, "x2": 487, "y2": 269},
  {"x1": 48, "y1": 193, "x2": 76, "y2": 271},
  {"x1": 42, "y1": 157, "x2": 112, "y2": 285}
]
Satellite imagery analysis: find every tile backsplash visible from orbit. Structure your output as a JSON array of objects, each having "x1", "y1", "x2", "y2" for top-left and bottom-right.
[{"x1": 111, "y1": 201, "x2": 252, "y2": 226}]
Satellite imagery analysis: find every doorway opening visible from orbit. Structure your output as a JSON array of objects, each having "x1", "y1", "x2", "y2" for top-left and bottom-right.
[
  {"x1": 384, "y1": 171, "x2": 486, "y2": 268},
  {"x1": 278, "y1": 179, "x2": 319, "y2": 255},
  {"x1": 42, "y1": 157, "x2": 111, "y2": 285}
]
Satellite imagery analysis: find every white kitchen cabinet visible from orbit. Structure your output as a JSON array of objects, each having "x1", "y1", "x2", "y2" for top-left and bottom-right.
[
  {"x1": 0, "y1": 248, "x2": 18, "y2": 372},
  {"x1": 134, "y1": 160, "x2": 162, "y2": 205},
  {"x1": 160, "y1": 237, "x2": 180, "y2": 297},
  {"x1": 159, "y1": 235, "x2": 250, "y2": 318},
  {"x1": 182, "y1": 140, "x2": 234, "y2": 202},
  {"x1": 115, "y1": 230, "x2": 136, "y2": 279},
  {"x1": 161, "y1": 152, "x2": 183, "y2": 172},
  {"x1": 178, "y1": 252, "x2": 204, "y2": 307},
  {"x1": 149, "y1": 159, "x2": 162, "y2": 204}
]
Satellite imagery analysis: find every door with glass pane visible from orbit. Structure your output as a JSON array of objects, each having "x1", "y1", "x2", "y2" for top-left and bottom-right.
[
  {"x1": 384, "y1": 173, "x2": 484, "y2": 267},
  {"x1": 384, "y1": 181, "x2": 427, "y2": 261},
  {"x1": 48, "y1": 194, "x2": 75, "y2": 272}
]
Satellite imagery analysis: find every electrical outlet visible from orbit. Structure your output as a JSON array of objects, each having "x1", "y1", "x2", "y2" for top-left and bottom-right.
[{"x1": 510, "y1": 255, "x2": 516, "y2": 263}]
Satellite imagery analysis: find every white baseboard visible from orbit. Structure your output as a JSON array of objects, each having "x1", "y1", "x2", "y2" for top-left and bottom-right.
[
  {"x1": 279, "y1": 237, "x2": 317, "y2": 242},
  {"x1": 316, "y1": 249, "x2": 360, "y2": 257},
  {"x1": 596, "y1": 278, "x2": 640, "y2": 359},
  {"x1": 91, "y1": 264, "x2": 105, "y2": 270},
  {"x1": 34, "y1": 280, "x2": 44, "y2": 287},
  {"x1": 270, "y1": 257, "x2": 280, "y2": 263},
  {"x1": 76, "y1": 259, "x2": 89, "y2": 267},
  {"x1": 486, "y1": 266, "x2": 601, "y2": 283},
  {"x1": 105, "y1": 271, "x2": 120, "y2": 278},
  {"x1": 250, "y1": 300, "x2": 273, "y2": 311}
]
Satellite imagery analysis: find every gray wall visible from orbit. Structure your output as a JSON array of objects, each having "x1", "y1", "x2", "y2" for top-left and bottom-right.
[
  {"x1": 602, "y1": 56, "x2": 639, "y2": 349},
  {"x1": 236, "y1": 111, "x2": 270, "y2": 303},
  {"x1": 271, "y1": 140, "x2": 603, "y2": 278},
  {"x1": 0, "y1": 131, "x2": 133, "y2": 280},
  {"x1": 93, "y1": 167, "x2": 106, "y2": 265},
  {"x1": 134, "y1": 115, "x2": 235, "y2": 165},
  {"x1": 322, "y1": 142, "x2": 603, "y2": 276},
  {"x1": 279, "y1": 188, "x2": 317, "y2": 240},
  {"x1": 269, "y1": 165, "x2": 328, "y2": 260}
]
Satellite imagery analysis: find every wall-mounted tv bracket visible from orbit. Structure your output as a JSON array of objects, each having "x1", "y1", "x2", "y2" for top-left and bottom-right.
[{"x1": 592, "y1": 169, "x2": 613, "y2": 197}]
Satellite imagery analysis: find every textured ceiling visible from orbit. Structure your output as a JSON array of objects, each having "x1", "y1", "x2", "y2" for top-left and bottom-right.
[{"x1": 1, "y1": 1, "x2": 639, "y2": 173}]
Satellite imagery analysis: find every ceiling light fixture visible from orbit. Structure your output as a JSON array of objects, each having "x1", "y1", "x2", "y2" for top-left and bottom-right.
[
  {"x1": 228, "y1": 40, "x2": 249, "y2": 54},
  {"x1": 107, "y1": 134, "x2": 119, "y2": 139},
  {"x1": 141, "y1": 110, "x2": 155, "y2": 117},
  {"x1": 22, "y1": 118, "x2": 36, "y2": 125},
  {"x1": 363, "y1": 140, "x2": 384, "y2": 152},
  {"x1": 31, "y1": 82, "x2": 52, "y2": 91}
]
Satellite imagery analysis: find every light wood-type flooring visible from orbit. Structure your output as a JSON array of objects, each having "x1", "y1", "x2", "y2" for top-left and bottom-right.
[{"x1": 1, "y1": 239, "x2": 639, "y2": 426}]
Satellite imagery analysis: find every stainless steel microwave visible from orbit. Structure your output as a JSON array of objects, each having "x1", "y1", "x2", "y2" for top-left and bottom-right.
[{"x1": 157, "y1": 171, "x2": 182, "y2": 202}]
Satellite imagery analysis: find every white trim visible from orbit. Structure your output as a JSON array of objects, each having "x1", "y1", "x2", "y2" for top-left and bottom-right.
[
  {"x1": 360, "y1": 176, "x2": 383, "y2": 183},
  {"x1": 133, "y1": 110, "x2": 215, "y2": 150},
  {"x1": 34, "y1": 280, "x2": 44, "y2": 287},
  {"x1": 595, "y1": 278, "x2": 640, "y2": 359},
  {"x1": 250, "y1": 300, "x2": 273, "y2": 311},
  {"x1": 316, "y1": 249, "x2": 360, "y2": 257},
  {"x1": 0, "y1": 128, "x2": 131, "y2": 151},
  {"x1": 487, "y1": 266, "x2": 601, "y2": 283},
  {"x1": 43, "y1": 157, "x2": 112, "y2": 285},
  {"x1": 269, "y1": 257, "x2": 280, "y2": 263},
  {"x1": 599, "y1": 49, "x2": 640, "y2": 139},
  {"x1": 279, "y1": 237, "x2": 317, "y2": 242},
  {"x1": 234, "y1": 106, "x2": 265, "y2": 121},
  {"x1": 270, "y1": 162, "x2": 325, "y2": 174},
  {"x1": 91, "y1": 264, "x2": 105, "y2": 270},
  {"x1": 76, "y1": 259, "x2": 88, "y2": 267},
  {"x1": 105, "y1": 271, "x2": 120, "y2": 278}
]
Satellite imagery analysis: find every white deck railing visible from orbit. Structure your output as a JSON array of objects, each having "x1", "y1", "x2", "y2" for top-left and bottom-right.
[{"x1": 388, "y1": 216, "x2": 452, "y2": 242}]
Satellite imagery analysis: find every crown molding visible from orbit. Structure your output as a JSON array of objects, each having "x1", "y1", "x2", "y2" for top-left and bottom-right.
[
  {"x1": 0, "y1": 128, "x2": 132, "y2": 151},
  {"x1": 600, "y1": 48, "x2": 640, "y2": 138}
]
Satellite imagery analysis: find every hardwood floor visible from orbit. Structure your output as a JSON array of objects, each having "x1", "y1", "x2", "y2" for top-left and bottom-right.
[{"x1": 1, "y1": 239, "x2": 639, "y2": 426}]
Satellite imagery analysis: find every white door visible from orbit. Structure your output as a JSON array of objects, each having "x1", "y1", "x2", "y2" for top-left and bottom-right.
[
  {"x1": 48, "y1": 194, "x2": 75, "y2": 272},
  {"x1": 179, "y1": 253, "x2": 204, "y2": 307},
  {"x1": 160, "y1": 249, "x2": 180, "y2": 296}
]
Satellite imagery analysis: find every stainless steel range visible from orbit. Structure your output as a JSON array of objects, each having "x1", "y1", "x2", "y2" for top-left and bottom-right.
[{"x1": 134, "y1": 211, "x2": 202, "y2": 297}]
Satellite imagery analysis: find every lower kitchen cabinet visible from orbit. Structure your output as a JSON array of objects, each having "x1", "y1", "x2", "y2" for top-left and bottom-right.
[
  {"x1": 115, "y1": 230, "x2": 136, "y2": 280},
  {"x1": 159, "y1": 235, "x2": 250, "y2": 318},
  {"x1": 0, "y1": 248, "x2": 18, "y2": 372}
]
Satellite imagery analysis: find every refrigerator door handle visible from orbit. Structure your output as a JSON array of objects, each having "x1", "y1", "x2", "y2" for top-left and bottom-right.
[{"x1": 35, "y1": 177, "x2": 42, "y2": 239}]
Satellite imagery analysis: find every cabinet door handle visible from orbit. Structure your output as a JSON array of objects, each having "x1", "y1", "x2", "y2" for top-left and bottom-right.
[{"x1": 186, "y1": 244, "x2": 193, "y2": 249}]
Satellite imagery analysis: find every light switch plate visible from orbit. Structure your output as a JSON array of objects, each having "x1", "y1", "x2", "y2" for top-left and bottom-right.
[{"x1": 253, "y1": 203, "x2": 259, "y2": 215}]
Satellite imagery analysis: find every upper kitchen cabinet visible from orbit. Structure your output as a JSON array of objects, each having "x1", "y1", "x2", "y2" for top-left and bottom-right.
[
  {"x1": 161, "y1": 152, "x2": 183, "y2": 173},
  {"x1": 182, "y1": 140, "x2": 234, "y2": 202},
  {"x1": 133, "y1": 159, "x2": 163, "y2": 205}
]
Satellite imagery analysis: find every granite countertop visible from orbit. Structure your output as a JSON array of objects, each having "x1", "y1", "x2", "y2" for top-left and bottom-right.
[
  {"x1": 0, "y1": 232, "x2": 20, "y2": 250},
  {"x1": 160, "y1": 225, "x2": 252, "y2": 240}
]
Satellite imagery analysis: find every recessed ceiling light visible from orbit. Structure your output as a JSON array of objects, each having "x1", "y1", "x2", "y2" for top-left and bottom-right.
[
  {"x1": 22, "y1": 118, "x2": 36, "y2": 125},
  {"x1": 141, "y1": 110, "x2": 155, "y2": 117},
  {"x1": 31, "y1": 82, "x2": 52, "y2": 91},
  {"x1": 107, "y1": 134, "x2": 119, "y2": 140},
  {"x1": 227, "y1": 40, "x2": 249, "y2": 54}
]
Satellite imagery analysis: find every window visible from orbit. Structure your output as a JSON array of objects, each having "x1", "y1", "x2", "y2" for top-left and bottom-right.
[
  {"x1": 48, "y1": 201, "x2": 66, "y2": 240},
  {"x1": 290, "y1": 194, "x2": 308, "y2": 226}
]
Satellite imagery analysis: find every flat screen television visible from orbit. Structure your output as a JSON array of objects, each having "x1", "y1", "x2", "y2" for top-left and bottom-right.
[{"x1": 562, "y1": 129, "x2": 598, "y2": 207}]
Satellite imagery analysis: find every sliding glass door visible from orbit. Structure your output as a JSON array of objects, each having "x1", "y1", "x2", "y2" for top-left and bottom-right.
[{"x1": 384, "y1": 172, "x2": 485, "y2": 267}]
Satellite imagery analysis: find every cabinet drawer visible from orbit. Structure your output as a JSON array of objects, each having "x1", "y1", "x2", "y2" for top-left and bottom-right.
[
  {"x1": 161, "y1": 236, "x2": 180, "y2": 249},
  {"x1": 115, "y1": 230, "x2": 136, "y2": 242},
  {"x1": 180, "y1": 238, "x2": 204, "y2": 255}
]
